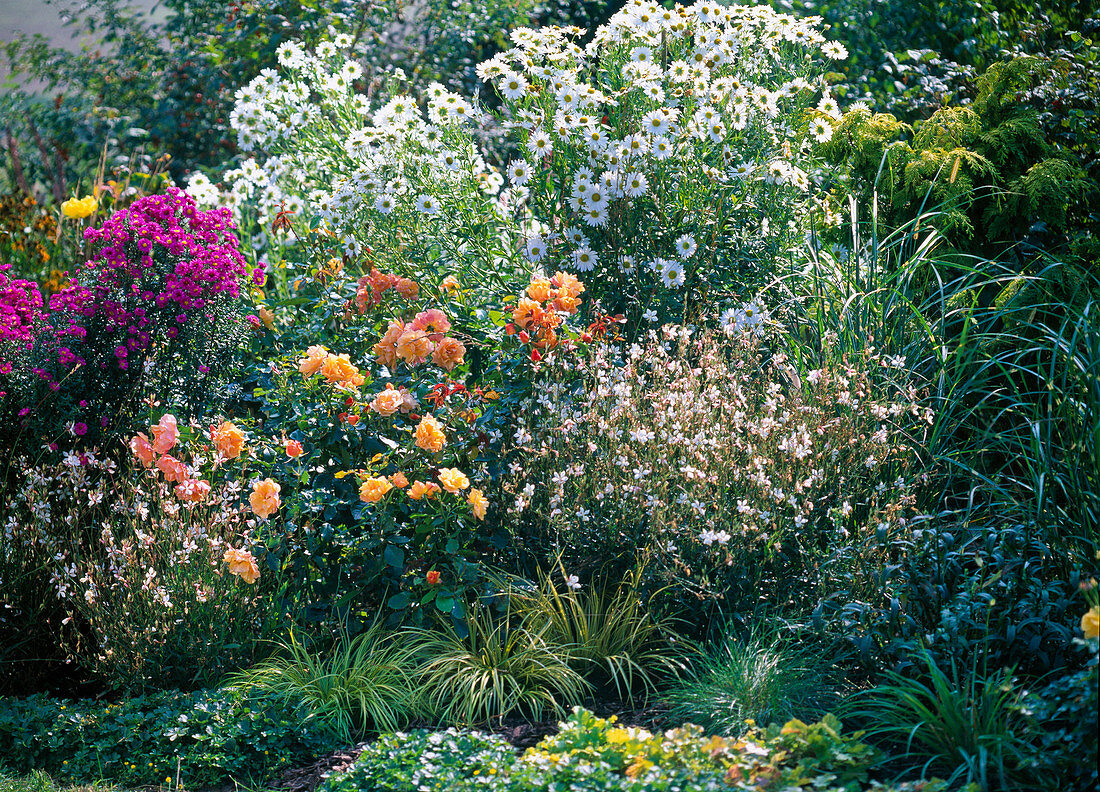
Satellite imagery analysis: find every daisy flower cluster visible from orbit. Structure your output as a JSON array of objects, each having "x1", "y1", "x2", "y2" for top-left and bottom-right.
[
  {"x1": 219, "y1": 37, "x2": 519, "y2": 283},
  {"x1": 478, "y1": 0, "x2": 844, "y2": 320},
  {"x1": 500, "y1": 325, "x2": 931, "y2": 601}
]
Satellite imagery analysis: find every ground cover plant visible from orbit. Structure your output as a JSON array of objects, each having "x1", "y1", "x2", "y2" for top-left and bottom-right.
[{"x1": 0, "y1": 0, "x2": 1097, "y2": 791}]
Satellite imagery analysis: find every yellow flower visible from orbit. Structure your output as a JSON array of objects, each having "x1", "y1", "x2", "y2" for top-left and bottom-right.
[
  {"x1": 1082, "y1": 606, "x2": 1100, "y2": 640},
  {"x1": 414, "y1": 414, "x2": 447, "y2": 453},
  {"x1": 467, "y1": 487, "x2": 488, "y2": 520},
  {"x1": 438, "y1": 467, "x2": 470, "y2": 494},
  {"x1": 61, "y1": 195, "x2": 97, "y2": 219}
]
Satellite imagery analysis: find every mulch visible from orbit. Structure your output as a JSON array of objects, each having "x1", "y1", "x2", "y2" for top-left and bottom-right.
[{"x1": 269, "y1": 701, "x2": 669, "y2": 792}]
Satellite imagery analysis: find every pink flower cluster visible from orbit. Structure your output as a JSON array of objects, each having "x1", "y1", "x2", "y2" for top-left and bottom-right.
[
  {"x1": 0, "y1": 262, "x2": 43, "y2": 375},
  {"x1": 47, "y1": 188, "x2": 260, "y2": 371}
]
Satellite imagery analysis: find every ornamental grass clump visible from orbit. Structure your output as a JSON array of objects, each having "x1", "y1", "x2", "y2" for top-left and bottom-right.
[
  {"x1": 500, "y1": 323, "x2": 931, "y2": 621},
  {"x1": 0, "y1": 188, "x2": 257, "y2": 451}
]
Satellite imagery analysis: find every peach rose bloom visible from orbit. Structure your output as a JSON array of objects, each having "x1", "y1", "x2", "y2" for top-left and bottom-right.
[
  {"x1": 408, "y1": 480, "x2": 441, "y2": 500},
  {"x1": 321, "y1": 353, "x2": 364, "y2": 388},
  {"x1": 298, "y1": 344, "x2": 328, "y2": 376},
  {"x1": 396, "y1": 329, "x2": 433, "y2": 366},
  {"x1": 130, "y1": 433, "x2": 155, "y2": 467},
  {"x1": 400, "y1": 390, "x2": 419, "y2": 413},
  {"x1": 440, "y1": 275, "x2": 459, "y2": 293},
  {"x1": 526, "y1": 277, "x2": 552, "y2": 302},
  {"x1": 370, "y1": 384, "x2": 405, "y2": 416},
  {"x1": 150, "y1": 413, "x2": 179, "y2": 454},
  {"x1": 211, "y1": 420, "x2": 246, "y2": 459},
  {"x1": 414, "y1": 414, "x2": 447, "y2": 453},
  {"x1": 431, "y1": 337, "x2": 466, "y2": 372},
  {"x1": 438, "y1": 467, "x2": 470, "y2": 494},
  {"x1": 551, "y1": 293, "x2": 580, "y2": 314},
  {"x1": 257, "y1": 307, "x2": 275, "y2": 330},
  {"x1": 411, "y1": 309, "x2": 451, "y2": 341},
  {"x1": 511, "y1": 297, "x2": 543, "y2": 330},
  {"x1": 224, "y1": 547, "x2": 260, "y2": 584},
  {"x1": 395, "y1": 278, "x2": 419, "y2": 300},
  {"x1": 359, "y1": 476, "x2": 394, "y2": 504},
  {"x1": 552, "y1": 271, "x2": 585, "y2": 297},
  {"x1": 390, "y1": 471, "x2": 409, "y2": 488},
  {"x1": 285, "y1": 439, "x2": 304, "y2": 458},
  {"x1": 250, "y1": 478, "x2": 281, "y2": 519},
  {"x1": 467, "y1": 488, "x2": 488, "y2": 520},
  {"x1": 372, "y1": 321, "x2": 405, "y2": 368},
  {"x1": 175, "y1": 478, "x2": 211, "y2": 503},
  {"x1": 156, "y1": 453, "x2": 189, "y2": 484}
]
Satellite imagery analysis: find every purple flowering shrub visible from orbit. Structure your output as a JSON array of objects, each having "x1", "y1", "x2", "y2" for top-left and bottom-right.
[{"x1": 0, "y1": 189, "x2": 260, "y2": 451}]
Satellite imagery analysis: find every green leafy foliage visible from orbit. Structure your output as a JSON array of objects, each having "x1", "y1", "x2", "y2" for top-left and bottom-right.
[{"x1": 0, "y1": 687, "x2": 328, "y2": 787}]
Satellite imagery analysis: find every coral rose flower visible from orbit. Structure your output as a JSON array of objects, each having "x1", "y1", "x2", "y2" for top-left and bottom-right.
[
  {"x1": 511, "y1": 297, "x2": 543, "y2": 330},
  {"x1": 211, "y1": 420, "x2": 246, "y2": 459},
  {"x1": 414, "y1": 414, "x2": 447, "y2": 453},
  {"x1": 396, "y1": 329, "x2": 433, "y2": 366},
  {"x1": 426, "y1": 570, "x2": 441, "y2": 585},
  {"x1": 411, "y1": 309, "x2": 451, "y2": 341},
  {"x1": 370, "y1": 384, "x2": 405, "y2": 416},
  {"x1": 298, "y1": 345, "x2": 328, "y2": 376},
  {"x1": 175, "y1": 478, "x2": 211, "y2": 503},
  {"x1": 285, "y1": 439, "x2": 304, "y2": 458},
  {"x1": 130, "y1": 433, "x2": 155, "y2": 467},
  {"x1": 526, "y1": 277, "x2": 552, "y2": 302},
  {"x1": 408, "y1": 480, "x2": 441, "y2": 500},
  {"x1": 359, "y1": 476, "x2": 394, "y2": 504},
  {"x1": 150, "y1": 414, "x2": 179, "y2": 454},
  {"x1": 223, "y1": 547, "x2": 260, "y2": 584},
  {"x1": 431, "y1": 337, "x2": 466, "y2": 372},
  {"x1": 438, "y1": 467, "x2": 470, "y2": 494},
  {"x1": 372, "y1": 321, "x2": 405, "y2": 368},
  {"x1": 467, "y1": 487, "x2": 488, "y2": 520},
  {"x1": 156, "y1": 453, "x2": 189, "y2": 484},
  {"x1": 395, "y1": 277, "x2": 419, "y2": 300},
  {"x1": 390, "y1": 471, "x2": 409, "y2": 488},
  {"x1": 250, "y1": 478, "x2": 281, "y2": 519},
  {"x1": 551, "y1": 271, "x2": 585, "y2": 298}
]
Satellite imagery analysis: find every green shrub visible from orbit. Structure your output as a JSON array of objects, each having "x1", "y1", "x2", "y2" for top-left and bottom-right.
[
  {"x1": 663, "y1": 622, "x2": 841, "y2": 736},
  {"x1": 0, "y1": 687, "x2": 328, "y2": 787}
]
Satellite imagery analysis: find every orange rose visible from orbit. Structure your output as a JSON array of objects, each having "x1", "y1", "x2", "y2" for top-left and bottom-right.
[
  {"x1": 250, "y1": 478, "x2": 281, "y2": 520},
  {"x1": 211, "y1": 420, "x2": 246, "y2": 460},
  {"x1": 551, "y1": 293, "x2": 580, "y2": 314},
  {"x1": 526, "y1": 277, "x2": 552, "y2": 302},
  {"x1": 223, "y1": 547, "x2": 260, "y2": 584},
  {"x1": 150, "y1": 413, "x2": 179, "y2": 455},
  {"x1": 257, "y1": 306, "x2": 275, "y2": 330},
  {"x1": 156, "y1": 453, "x2": 189, "y2": 484},
  {"x1": 130, "y1": 433, "x2": 154, "y2": 467},
  {"x1": 551, "y1": 271, "x2": 585, "y2": 298},
  {"x1": 440, "y1": 275, "x2": 459, "y2": 293},
  {"x1": 370, "y1": 384, "x2": 405, "y2": 416},
  {"x1": 414, "y1": 414, "x2": 447, "y2": 453},
  {"x1": 467, "y1": 487, "x2": 488, "y2": 520},
  {"x1": 359, "y1": 476, "x2": 394, "y2": 504},
  {"x1": 390, "y1": 471, "x2": 409, "y2": 488},
  {"x1": 395, "y1": 277, "x2": 419, "y2": 300},
  {"x1": 175, "y1": 478, "x2": 211, "y2": 503},
  {"x1": 298, "y1": 344, "x2": 328, "y2": 376},
  {"x1": 408, "y1": 480, "x2": 441, "y2": 500},
  {"x1": 511, "y1": 297, "x2": 543, "y2": 330},
  {"x1": 396, "y1": 329, "x2": 433, "y2": 366},
  {"x1": 372, "y1": 321, "x2": 405, "y2": 367},
  {"x1": 321, "y1": 353, "x2": 365, "y2": 388},
  {"x1": 411, "y1": 309, "x2": 452, "y2": 341},
  {"x1": 431, "y1": 337, "x2": 466, "y2": 372},
  {"x1": 438, "y1": 467, "x2": 470, "y2": 494},
  {"x1": 285, "y1": 439, "x2": 304, "y2": 458},
  {"x1": 426, "y1": 570, "x2": 441, "y2": 585}
]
